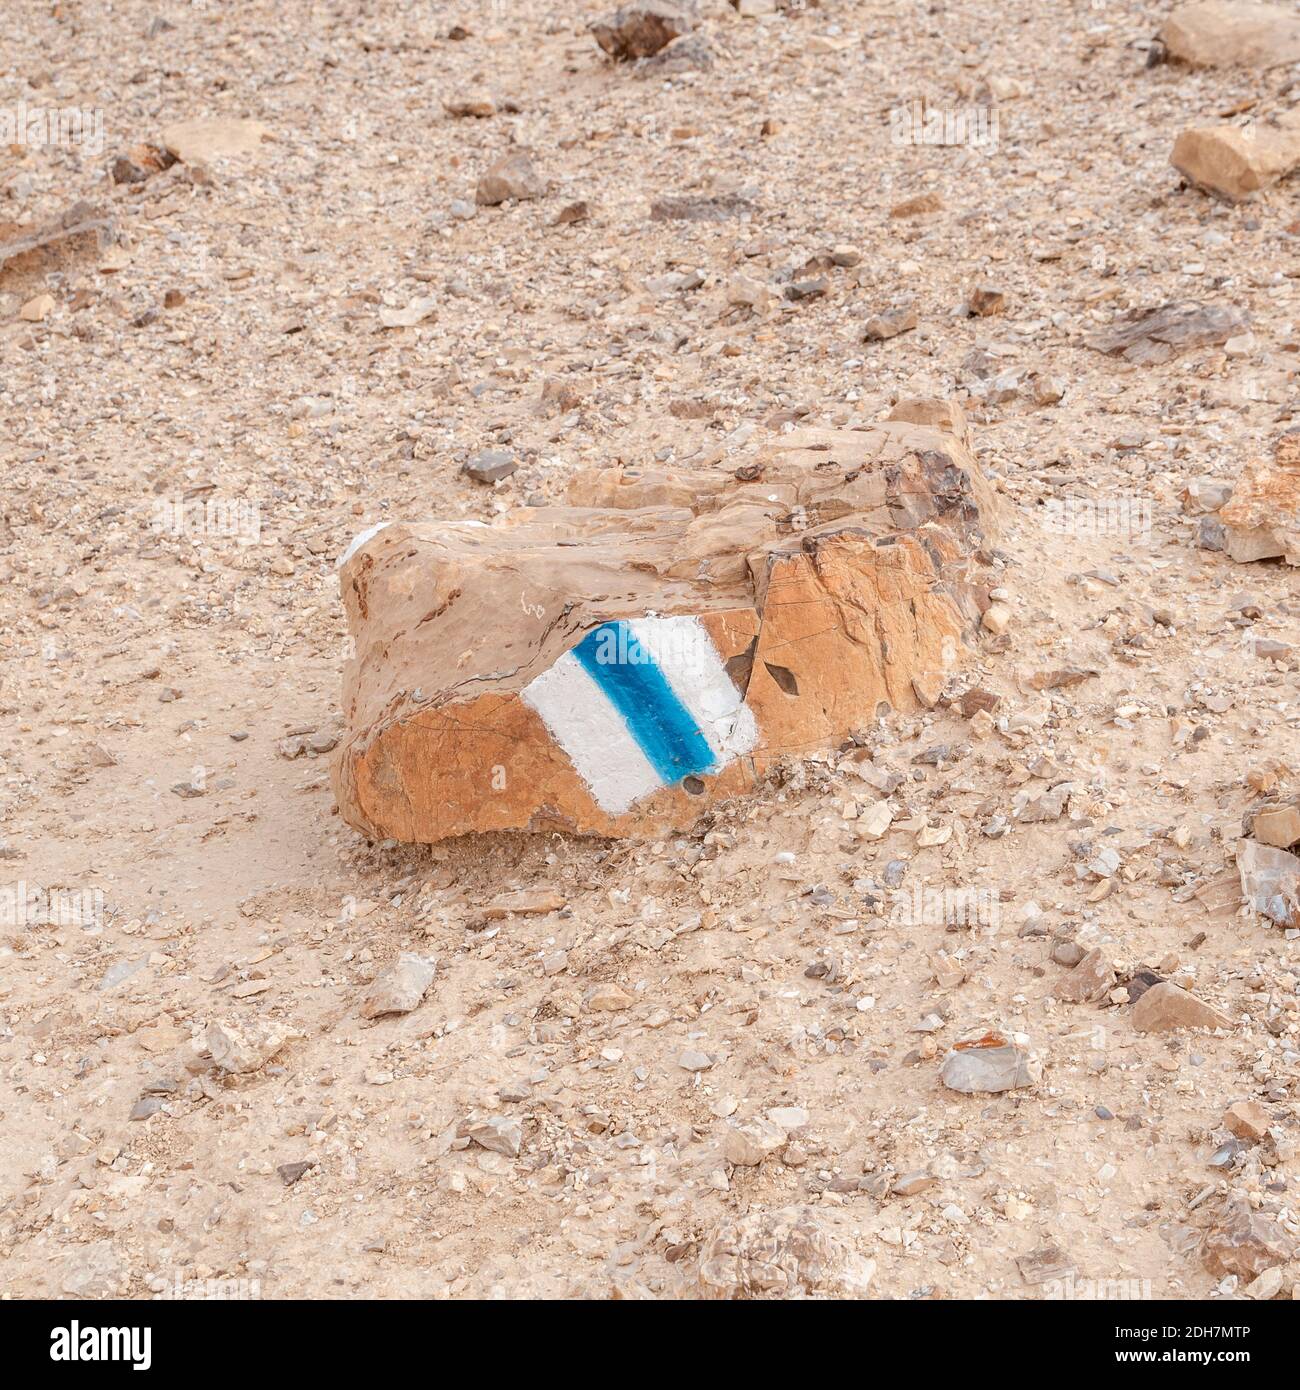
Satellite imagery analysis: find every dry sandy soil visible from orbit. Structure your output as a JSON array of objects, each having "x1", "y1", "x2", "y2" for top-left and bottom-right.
[{"x1": 4, "y1": 0, "x2": 1300, "y2": 1300}]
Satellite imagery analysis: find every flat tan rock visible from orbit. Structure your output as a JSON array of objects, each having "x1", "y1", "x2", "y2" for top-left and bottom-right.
[
  {"x1": 161, "y1": 117, "x2": 270, "y2": 164},
  {"x1": 1159, "y1": 1, "x2": 1300, "y2": 67},
  {"x1": 1172, "y1": 118, "x2": 1300, "y2": 201},
  {"x1": 332, "y1": 416, "x2": 999, "y2": 842},
  {"x1": 1131, "y1": 981, "x2": 1232, "y2": 1033}
]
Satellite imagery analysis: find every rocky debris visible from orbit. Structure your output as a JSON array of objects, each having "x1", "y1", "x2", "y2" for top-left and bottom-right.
[
  {"x1": 940, "y1": 1032, "x2": 1034, "y2": 1093},
  {"x1": 1158, "y1": 1, "x2": 1300, "y2": 68},
  {"x1": 966, "y1": 286, "x2": 1006, "y2": 317},
  {"x1": 377, "y1": 295, "x2": 437, "y2": 329},
  {"x1": 553, "y1": 200, "x2": 590, "y2": 226},
  {"x1": 585, "y1": 981, "x2": 635, "y2": 1010},
  {"x1": 59, "y1": 1241, "x2": 124, "y2": 1298},
  {"x1": 650, "y1": 192, "x2": 756, "y2": 222},
  {"x1": 204, "y1": 1018, "x2": 289, "y2": 1074},
  {"x1": 476, "y1": 152, "x2": 548, "y2": 206},
  {"x1": 460, "y1": 1114, "x2": 523, "y2": 1157},
  {"x1": 723, "y1": 1117, "x2": 788, "y2": 1165},
  {"x1": 484, "y1": 889, "x2": 566, "y2": 919},
  {"x1": 1130, "y1": 982, "x2": 1232, "y2": 1033},
  {"x1": 1237, "y1": 838, "x2": 1300, "y2": 927},
  {"x1": 590, "y1": 2, "x2": 691, "y2": 61},
  {"x1": 111, "y1": 143, "x2": 174, "y2": 184},
  {"x1": 1172, "y1": 117, "x2": 1300, "y2": 202},
  {"x1": 1201, "y1": 1201, "x2": 1293, "y2": 1278},
  {"x1": 863, "y1": 302, "x2": 918, "y2": 340},
  {"x1": 360, "y1": 953, "x2": 435, "y2": 1018},
  {"x1": 1085, "y1": 302, "x2": 1251, "y2": 365},
  {"x1": 332, "y1": 417, "x2": 999, "y2": 842},
  {"x1": 0, "y1": 200, "x2": 113, "y2": 273},
  {"x1": 463, "y1": 448, "x2": 517, "y2": 483},
  {"x1": 161, "y1": 117, "x2": 270, "y2": 164},
  {"x1": 890, "y1": 191, "x2": 943, "y2": 218},
  {"x1": 697, "y1": 1207, "x2": 876, "y2": 1299},
  {"x1": 443, "y1": 92, "x2": 497, "y2": 118},
  {"x1": 1056, "y1": 947, "x2": 1116, "y2": 1003},
  {"x1": 278, "y1": 1160, "x2": 316, "y2": 1185},
  {"x1": 1252, "y1": 804, "x2": 1300, "y2": 848},
  {"x1": 678, "y1": 1049, "x2": 713, "y2": 1072},
  {"x1": 20, "y1": 293, "x2": 54, "y2": 322},
  {"x1": 1224, "y1": 1100, "x2": 1270, "y2": 1141},
  {"x1": 1217, "y1": 433, "x2": 1300, "y2": 564},
  {"x1": 1015, "y1": 1242, "x2": 1074, "y2": 1285}
]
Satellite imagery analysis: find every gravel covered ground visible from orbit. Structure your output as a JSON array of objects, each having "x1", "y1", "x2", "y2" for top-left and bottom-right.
[{"x1": 5, "y1": 0, "x2": 1300, "y2": 1300}]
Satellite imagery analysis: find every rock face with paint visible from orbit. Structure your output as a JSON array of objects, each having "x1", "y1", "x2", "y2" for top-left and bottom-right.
[{"x1": 332, "y1": 407, "x2": 1000, "y2": 840}]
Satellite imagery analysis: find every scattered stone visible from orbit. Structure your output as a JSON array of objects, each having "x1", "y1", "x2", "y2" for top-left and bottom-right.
[
  {"x1": 1159, "y1": 1, "x2": 1300, "y2": 68},
  {"x1": 1015, "y1": 1242, "x2": 1074, "y2": 1285},
  {"x1": 161, "y1": 117, "x2": 270, "y2": 164},
  {"x1": 863, "y1": 302, "x2": 918, "y2": 340},
  {"x1": 360, "y1": 953, "x2": 435, "y2": 1018},
  {"x1": 1224, "y1": 1100, "x2": 1270, "y2": 1141},
  {"x1": 463, "y1": 449, "x2": 517, "y2": 483},
  {"x1": 650, "y1": 192, "x2": 756, "y2": 222},
  {"x1": 590, "y1": 2, "x2": 692, "y2": 61},
  {"x1": 1244, "y1": 1266, "x2": 1286, "y2": 1300},
  {"x1": 460, "y1": 1114, "x2": 523, "y2": 1157},
  {"x1": 723, "y1": 1117, "x2": 787, "y2": 1165},
  {"x1": 484, "y1": 889, "x2": 566, "y2": 919},
  {"x1": 1218, "y1": 433, "x2": 1300, "y2": 564},
  {"x1": 1057, "y1": 947, "x2": 1116, "y2": 1003},
  {"x1": 205, "y1": 1018, "x2": 288, "y2": 1074},
  {"x1": 476, "y1": 151, "x2": 547, "y2": 206},
  {"x1": 698, "y1": 1207, "x2": 876, "y2": 1299},
  {"x1": 1253, "y1": 804, "x2": 1300, "y2": 848},
  {"x1": 1237, "y1": 838, "x2": 1300, "y2": 927},
  {"x1": 940, "y1": 1032, "x2": 1034, "y2": 1093},
  {"x1": 19, "y1": 293, "x2": 54, "y2": 322},
  {"x1": 967, "y1": 286, "x2": 1006, "y2": 317},
  {"x1": 378, "y1": 295, "x2": 437, "y2": 329},
  {"x1": 553, "y1": 200, "x2": 590, "y2": 225},
  {"x1": 679, "y1": 1049, "x2": 713, "y2": 1072},
  {"x1": 333, "y1": 419, "x2": 999, "y2": 842},
  {"x1": 0, "y1": 201, "x2": 113, "y2": 273},
  {"x1": 1085, "y1": 301, "x2": 1251, "y2": 365},
  {"x1": 585, "y1": 981, "x2": 635, "y2": 1010},
  {"x1": 1201, "y1": 1201, "x2": 1293, "y2": 1278},
  {"x1": 1130, "y1": 981, "x2": 1232, "y2": 1033},
  {"x1": 443, "y1": 92, "x2": 496, "y2": 118},
  {"x1": 1172, "y1": 117, "x2": 1300, "y2": 202},
  {"x1": 277, "y1": 1160, "x2": 316, "y2": 1185},
  {"x1": 890, "y1": 191, "x2": 943, "y2": 218}
]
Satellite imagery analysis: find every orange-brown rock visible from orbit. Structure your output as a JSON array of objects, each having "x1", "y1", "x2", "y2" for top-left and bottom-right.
[
  {"x1": 1159, "y1": 1, "x2": 1300, "y2": 68},
  {"x1": 332, "y1": 415, "x2": 999, "y2": 843},
  {"x1": 1218, "y1": 432, "x2": 1300, "y2": 563},
  {"x1": 1172, "y1": 118, "x2": 1300, "y2": 202}
]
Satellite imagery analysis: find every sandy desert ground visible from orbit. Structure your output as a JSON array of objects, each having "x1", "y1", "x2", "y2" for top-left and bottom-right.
[{"x1": 4, "y1": 0, "x2": 1300, "y2": 1301}]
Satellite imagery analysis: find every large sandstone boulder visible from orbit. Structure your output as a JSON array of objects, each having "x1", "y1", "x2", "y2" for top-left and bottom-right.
[
  {"x1": 1159, "y1": 1, "x2": 1300, "y2": 67},
  {"x1": 332, "y1": 414, "x2": 999, "y2": 842}
]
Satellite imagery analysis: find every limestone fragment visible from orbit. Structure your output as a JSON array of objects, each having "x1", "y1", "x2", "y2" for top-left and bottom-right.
[
  {"x1": 940, "y1": 1032, "x2": 1034, "y2": 1093},
  {"x1": 1159, "y1": 1, "x2": 1300, "y2": 68},
  {"x1": 1056, "y1": 947, "x2": 1115, "y2": 1003},
  {"x1": 697, "y1": 1207, "x2": 876, "y2": 1299},
  {"x1": 1218, "y1": 434, "x2": 1300, "y2": 564},
  {"x1": 161, "y1": 118, "x2": 270, "y2": 164},
  {"x1": 1086, "y1": 302, "x2": 1251, "y2": 365},
  {"x1": 590, "y1": 2, "x2": 691, "y2": 61},
  {"x1": 360, "y1": 953, "x2": 435, "y2": 1018},
  {"x1": 205, "y1": 1018, "x2": 288, "y2": 1074},
  {"x1": 1252, "y1": 805, "x2": 1300, "y2": 848},
  {"x1": 1224, "y1": 1100, "x2": 1270, "y2": 1141},
  {"x1": 332, "y1": 419, "x2": 999, "y2": 842},
  {"x1": 1201, "y1": 1201, "x2": 1293, "y2": 1278},
  {"x1": 1172, "y1": 117, "x2": 1300, "y2": 202},
  {"x1": 476, "y1": 152, "x2": 547, "y2": 206},
  {"x1": 1237, "y1": 837, "x2": 1300, "y2": 927},
  {"x1": 460, "y1": 1115, "x2": 523, "y2": 1157},
  {"x1": 1130, "y1": 981, "x2": 1232, "y2": 1033}
]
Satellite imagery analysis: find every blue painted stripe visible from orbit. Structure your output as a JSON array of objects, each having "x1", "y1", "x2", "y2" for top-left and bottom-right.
[{"x1": 573, "y1": 621, "x2": 717, "y2": 786}]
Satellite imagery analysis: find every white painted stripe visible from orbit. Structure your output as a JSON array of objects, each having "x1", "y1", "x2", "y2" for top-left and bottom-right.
[
  {"x1": 628, "y1": 616, "x2": 759, "y2": 763},
  {"x1": 338, "y1": 521, "x2": 390, "y2": 568},
  {"x1": 521, "y1": 650, "x2": 662, "y2": 815}
]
